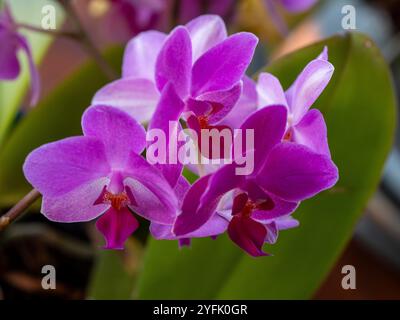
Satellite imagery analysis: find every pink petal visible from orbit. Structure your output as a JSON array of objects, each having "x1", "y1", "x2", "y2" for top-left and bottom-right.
[
  {"x1": 279, "y1": 0, "x2": 318, "y2": 13},
  {"x1": 124, "y1": 153, "x2": 179, "y2": 224},
  {"x1": 82, "y1": 105, "x2": 146, "y2": 168},
  {"x1": 197, "y1": 82, "x2": 242, "y2": 124},
  {"x1": 151, "y1": 214, "x2": 228, "y2": 239},
  {"x1": 239, "y1": 105, "x2": 287, "y2": 173},
  {"x1": 191, "y1": 32, "x2": 258, "y2": 97},
  {"x1": 251, "y1": 192, "x2": 298, "y2": 221},
  {"x1": 155, "y1": 26, "x2": 192, "y2": 99},
  {"x1": 96, "y1": 206, "x2": 139, "y2": 249},
  {"x1": 174, "y1": 165, "x2": 244, "y2": 236},
  {"x1": 228, "y1": 215, "x2": 269, "y2": 257},
  {"x1": 219, "y1": 76, "x2": 258, "y2": 129},
  {"x1": 186, "y1": 14, "x2": 227, "y2": 61},
  {"x1": 258, "y1": 142, "x2": 339, "y2": 202},
  {"x1": 256, "y1": 72, "x2": 288, "y2": 109},
  {"x1": 122, "y1": 30, "x2": 166, "y2": 80},
  {"x1": 41, "y1": 177, "x2": 110, "y2": 222},
  {"x1": 148, "y1": 83, "x2": 185, "y2": 187},
  {"x1": 292, "y1": 109, "x2": 331, "y2": 156},
  {"x1": 23, "y1": 136, "x2": 110, "y2": 198},
  {"x1": 92, "y1": 78, "x2": 160, "y2": 123},
  {"x1": 287, "y1": 57, "x2": 334, "y2": 123},
  {"x1": 0, "y1": 31, "x2": 20, "y2": 79}
]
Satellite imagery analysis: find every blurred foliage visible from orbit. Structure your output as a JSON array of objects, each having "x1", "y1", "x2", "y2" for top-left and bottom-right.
[
  {"x1": 88, "y1": 239, "x2": 144, "y2": 300},
  {"x1": 236, "y1": 0, "x2": 316, "y2": 44},
  {"x1": 0, "y1": 0, "x2": 65, "y2": 146},
  {"x1": 135, "y1": 32, "x2": 396, "y2": 299}
]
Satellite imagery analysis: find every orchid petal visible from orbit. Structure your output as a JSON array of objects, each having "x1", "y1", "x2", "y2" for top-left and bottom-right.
[
  {"x1": 264, "y1": 222, "x2": 278, "y2": 244},
  {"x1": 96, "y1": 206, "x2": 139, "y2": 249},
  {"x1": 151, "y1": 214, "x2": 228, "y2": 240},
  {"x1": 239, "y1": 105, "x2": 287, "y2": 173},
  {"x1": 186, "y1": 14, "x2": 227, "y2": 61},
  {"x1": 197, "y1": 82, "x2": 242, "y2": 124},
  {"x1": 41, "y1": 177, "x2": 110, "y2": 222},
  {"x1": 275, "y1": 215, "x2": 300, "y2": 230},
  {"x1": 292, "y1": 109, "x2": 331, "y2": 156},
  {"x1": 279, "y1": 0, "x2": 318, "y2": 12},
  {"x1": 155, "y1": 26, "x2": 192, "y2": 98},
  {"x1": 257, "y1": 73, "x2": 288, "y2": 109},
  {"x1": 23, "y1": 136, "x2": 110, "y2": 198},
  {"x1": 148, "y1": 83, "x2": 185, "y2": 187},
  {"x1": 122, "y1": 30, "x2": 166, "y2": 80},
  {"x1": 191, "y1": 32, "x2": 258, "y2": 97},
  {"x1": 82, "y1": 105, "x2": 146, "y2": 168},
  {"x1": 258, "y1": 142, "x2": 339, "y2": 202},
  {"x1": 220, "y1": 76, "x2": 258, "y2": 129},
  {"x1": 0, "y1": 31, "x2": 20, "y2": 79},
  {"x1": 251, "y1": 192, "x2": 298, "y2": 221},
  {"x1": 174, "y1": 164, "x2": 244, "y2": 236},
  {"x1": 124, "y1": 153, "x2": 178, "y2": 224},
  {"x1": 228, "y1": 215, "x2": 269, "y2": 257},
  {"x1": 287, "y1": 58, "x2": 334, "y2": 122},
  {"x1": 92, "y1": 78, "x2": 160, "y2": 123}
]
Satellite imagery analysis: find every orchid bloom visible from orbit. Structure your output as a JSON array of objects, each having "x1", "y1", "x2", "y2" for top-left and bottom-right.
[
  {"x1": 0, "y1": 4, "x2": 40, "y2": 105},
  {"x1": 92, "y1": 14, "x2": 258, "y2": 128},
  {"x1": 257, "y1": 47, "x2": 334, "y2": 156},
  {"x1": 109, "y1": 0, "x2": 165, "y2": 33},
  {"x1": 276, "y1": 0, "x2": 318, "y2": 13},
  {"x1": 23, "y1": 105, "x2": 179, "y2": 249},
  {"x1": 223, "y1": 47, "x2": 334, "y2": 156},
  {"x1": 172, "y1": 106, "x2": 338, "y2": 256}
]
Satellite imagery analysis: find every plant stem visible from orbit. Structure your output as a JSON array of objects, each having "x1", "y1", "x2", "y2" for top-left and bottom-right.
[
  {"x1": 58, "y1": 0, "x2": 118, "y2": 81},
  {"x1": 0, "y1": 189, "x2": 41, "y2": 231},
  {"x1": 16, "y1": 23, "x2": 80, "y2": 39}
]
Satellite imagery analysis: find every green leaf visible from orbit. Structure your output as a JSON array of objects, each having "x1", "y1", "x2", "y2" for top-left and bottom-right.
[
  {"x1": 0, "y1": 48, "x2": 122, "y2": 205},
  {"x1": 88, "y1": 239, "x2": 144, "y2": 300},
  {"x1": 0, "y1": 0, "x2": 65, "y2": 146},
  {"x1": 136, "y1": 32, "x2": 396, "y2": 299}
]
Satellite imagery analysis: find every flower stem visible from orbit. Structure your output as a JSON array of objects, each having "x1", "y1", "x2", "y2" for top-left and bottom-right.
[
  {"x1": 0, "y1": 189, "x2": 41, "y2": 231},
  {"x1": 58, "y1": 0, "x2": 118, "y2": 81}
]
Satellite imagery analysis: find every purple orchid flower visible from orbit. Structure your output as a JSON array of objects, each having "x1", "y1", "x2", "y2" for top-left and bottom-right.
[
  {"x1": 92, "y1": 15, "x2": 258, "y2": 128},
  {"x1": 172, "y1": 105, "x2": 338, "y2": 257},
  {"x1": 109, "y1": 0, "x2": 165, "y2": 34},
  {"x1": 222, "y1": 47, "x2": 334, "y2": 157},
  {"x1": 23, "y1": 105, "x2": 179, "y2": 249},
  {"x1": 277, "y1": 0, "x2": 318, "y2": 13},
  {"x1": 257, "y1": 47, "x2": 334, "y2": 156},
  {"x1": 0, "y1": 4, "x2": 40, "y2": 105}
]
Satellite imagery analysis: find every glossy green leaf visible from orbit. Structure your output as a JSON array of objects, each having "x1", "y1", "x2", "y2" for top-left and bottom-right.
[
  {"x1": 0, "y1": 0, "x2": 65, "y2": 146},
  {"x1": 136, "y1": 32, "x2": 396, "y2": 299},
  {"x1": 0, "y1": 48, "x2": 122, "y2": 205},
  {"x1": 88, "y1": 246, "x2": 141, "y2": 300}
]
